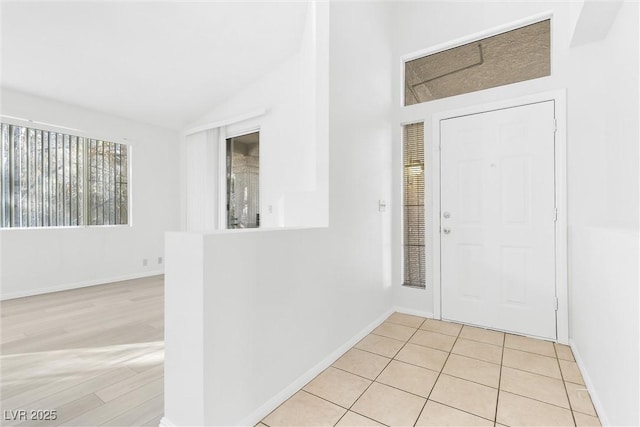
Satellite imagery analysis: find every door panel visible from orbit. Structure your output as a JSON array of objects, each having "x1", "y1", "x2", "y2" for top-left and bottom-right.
[{"x1": 441, "y1": 101, "x2": 556, "y2": 340}]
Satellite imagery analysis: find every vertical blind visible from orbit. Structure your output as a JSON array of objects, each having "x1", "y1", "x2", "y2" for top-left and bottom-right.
[
  {"x1": 0, "y1": 122, "x2": 128, "y2": 228},
  {"x1": 403, "y1": 122, "x2": 426, "y2": 288}
]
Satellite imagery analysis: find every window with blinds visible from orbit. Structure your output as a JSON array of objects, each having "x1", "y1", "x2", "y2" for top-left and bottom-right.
[
  {"x1": 403, "y1": 122, "x2": 425, "y2": 288},
  {"x1": 0, "y1": 122, "x2": 128, "y2": 228},
  {"x1": 87, "y1": 139, "x2": 128, "y2": 226}
]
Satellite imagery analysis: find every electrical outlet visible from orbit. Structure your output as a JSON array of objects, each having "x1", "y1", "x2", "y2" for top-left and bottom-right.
[
  {"x1": 158, "y1": 257, "x2": 163, "y2": 264},
  {"x1": 142, "y1": 258, "x2": 148, "y2": 267}
]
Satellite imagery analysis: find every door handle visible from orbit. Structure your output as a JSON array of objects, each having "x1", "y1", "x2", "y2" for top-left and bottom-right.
[{"x1": 443, "y1": 227, "x2": 451, "y2": 234}]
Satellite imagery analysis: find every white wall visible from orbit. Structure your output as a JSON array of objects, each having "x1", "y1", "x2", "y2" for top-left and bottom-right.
[
  {"x1": 566, "y1": 2, "x2": 639, "y2": 425},
  {"x1": 390, "y1": 2, "x2": 639, "y2": 425},
  {"x1": 0, "y1": 88, "x2": 180, "y2": 299},
  {"x1": 184, "y1": 129, "x2": 220, "y2": 231},
  {"x1": 164, "y1": 2, "x2": 397, "y2": 425},
  {"x1": 180, "y1": 1, "x2": 328, "y2": 230}
]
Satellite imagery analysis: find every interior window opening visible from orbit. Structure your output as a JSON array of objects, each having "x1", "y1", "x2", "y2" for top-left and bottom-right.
[{"x1": 226, "y1": 131, "x2": 260, "y2": 229}]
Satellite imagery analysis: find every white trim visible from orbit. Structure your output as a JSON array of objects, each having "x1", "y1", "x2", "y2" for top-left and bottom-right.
[
  {"x1": 225, "y1": 125, "x2": 261, "y2": 141},
  {"x1": 553, "y1": 93, "x2": 569, "y2": 345},
  {"x1": 401, "y1": 11, "x2": 553, "y2": 63},
  {"x1": 158, "y1": 417, "x2": 176, "y2": 427},
  {"x1": 221, "y1": 126, "x2": 262, "y2": 231},
  {"x1": 431, "y1": 89, "x2": 569, "y2": 344},
  {"x1": 570, "y1": 339, "x2": 610, "y2": 427},
  {"x1": 127, "y1": 144, "x2": 134, "y2": 227},
  {"x1": 0, "y1": 271, "x2": 163, "y2": 300},
  {"x1": 398, "y1": 120, "x2": 426, "y2": 289},
  {"x1": 0, "y1": 114, "x2": 130, "y2": 146},
  {"x1": 182, "y1": 108, "x2": 266, "y2": 137},
  {"x1": 432, "y1": 124, "x2": 442, "y2": 319},
  {"x1": 394, "y1": 306, "x2": 434, "y2": 319},
  {"x1": 0, "y1": 114, "x2": 85, "y2": 134},
  {"x1": 217, "y1": 127, "x2": 227, "y2": 230},
  {"x1": 239, "y1": 308, "x2": 395, "y2": 427}
]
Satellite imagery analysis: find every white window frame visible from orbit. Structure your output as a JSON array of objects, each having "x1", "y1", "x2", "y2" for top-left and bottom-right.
[
  {"x1": 0, "y1": 116, "x2": 131, "y2": 229},
  {"x1": 400, "y1": 11, "x2": 554, "y2": 108}
]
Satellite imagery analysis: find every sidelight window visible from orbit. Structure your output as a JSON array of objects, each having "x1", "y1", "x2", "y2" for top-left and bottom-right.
[{"x1": 403, "y1": 122, "x2": 425, "y2": 288}]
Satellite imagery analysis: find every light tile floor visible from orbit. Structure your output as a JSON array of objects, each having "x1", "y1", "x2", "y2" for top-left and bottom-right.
[{"x1": 260, "y1": 313, "x2": 601, "y2": 427}]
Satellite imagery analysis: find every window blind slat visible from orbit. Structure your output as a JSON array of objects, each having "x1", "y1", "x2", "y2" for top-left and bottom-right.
[
  {"x1": 0, "y1": 123, "x2": 128, "y2": 228},
  {"x1": 403, "y1": 122, "x2": 425, "y2": 288}
]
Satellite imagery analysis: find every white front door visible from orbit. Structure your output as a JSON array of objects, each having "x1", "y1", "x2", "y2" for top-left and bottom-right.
[{"x1": 440, "y1": 101, "x2": 557, "y2": 340}]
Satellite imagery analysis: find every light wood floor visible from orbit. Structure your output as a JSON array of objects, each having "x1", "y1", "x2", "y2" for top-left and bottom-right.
[{"x1": 0, "y1": 276, "x2": 164, "y2": 427}]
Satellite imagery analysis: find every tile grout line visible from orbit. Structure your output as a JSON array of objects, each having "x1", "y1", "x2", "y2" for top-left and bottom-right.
[
  {"x1": 412, "y1": 320, "x2": 464, "y2": 427},
  {"x1": 555, "y1": 344, "x2": 578, "y2": 427},
  {"x1": 336, "y1": 318, "x2": 424, "y2": 426},
  {"x1": 494, "y1": 331, "x2": 506, "y2": 424},
  {"x1": 261, "y1": 316, "x2": 600, "y2": 427}
]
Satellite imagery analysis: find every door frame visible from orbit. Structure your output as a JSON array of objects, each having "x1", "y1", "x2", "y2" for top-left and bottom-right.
[{"x1": 431, "y1": 90, "x2": 568, "y2": 344}]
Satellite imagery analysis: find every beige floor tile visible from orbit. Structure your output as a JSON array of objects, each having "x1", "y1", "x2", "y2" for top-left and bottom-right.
[
  {"x1": 262, "y1": 391, "x2": 346, "y2": 427},
  {"x1": 429, "y1": 374, "x2": 498, "y2": 420},
  {"x1": 496, "y1": 391, "x2": 574, "y2": 427},
  {"x1": 565, "y1": 382, "x2": 597, "y2": 416},
  {"x1": 459, "y1": 325, "x2": 504, "y2": 346},
  {"x1": 504, "y1": 334, "x2": 556, "y2": 357},
  {"x1": 355, "y1": 334, "x2": 405, "y2": 358},
  {"x1": 554, "y1": 343, "x2": 575, "y2": 361},
  {"x1": 420, "y1": 319, "x2": 462, "y2": 337},
  {"x1": 303, "y1": 367, "x2": 371, "y2": 408},
  {"x1": 386, "y1": 312, "x2": 426, "y2": 328},
  {"x1": 409, "y1": 330, "x2": 456, "y2": 352},
  {"x1": 574, "y1": 411, "x2": 602, "y2": 427},
  {"x1": 502, "y1": 348, "x2": 561, "y2": 379},
  {"x1": 395, "y1": 343, "x2": 448, "y2": 372},
  {"x1": 451, "y1": 338, "x2": 503, "y2": 364},
  {"x1": 499, "y1": 366, "x2": 569, "y2": 409},
  {"x1": 335, "y1": 411, "x2": 385, "y2": 427},
  {"x1": 332, "y1": 348, "x2": 391, "y2": 380},
  {"x1": 442, "y1": 353, "x2": 501, "y2": 388},
  {"x1": 416, "y1": 400, "x2": 493, "y2": 426},
  {"x1": 371, "y1": 322, "x2": 416, "y2": 342},
  {"x1": 352, "y1": 382, "x2": 425, "y2": 427},
  {"x1": 559, "y1": 359, "x2": 585, "y2": 385},
  {"x1": 376, "y1": 360, "x2": 439, "y2": 398}
]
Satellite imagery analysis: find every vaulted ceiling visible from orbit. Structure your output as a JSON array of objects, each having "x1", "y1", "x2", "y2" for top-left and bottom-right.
[{"x1": 1, "y1": 1, "x2": 309, "y2": 130}]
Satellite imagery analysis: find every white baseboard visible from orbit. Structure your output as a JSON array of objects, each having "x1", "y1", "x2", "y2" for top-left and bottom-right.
[
  {"x1": 0, "y1": 270, "x2": 164, "y2": 300},
  {"x1": 394, "y1": 306, "x2": 435, "y2": 319},
  {"x1": 238, "y1": 308, "x2": 395, "y2": 427},
  {"x1": 569, "y1": 339, "x2": 610, "y2": 427},
  {"x1": 158, "y1": 416, "x2": 176, "y2": 427}
]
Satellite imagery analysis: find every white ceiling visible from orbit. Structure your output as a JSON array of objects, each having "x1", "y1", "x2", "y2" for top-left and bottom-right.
[{"x1": 0, "y1": 1, "x2": 309, "y2": 130}]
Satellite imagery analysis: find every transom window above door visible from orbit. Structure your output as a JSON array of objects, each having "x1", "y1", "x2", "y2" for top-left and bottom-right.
[{"x1": 404, "y1": 19, "x2": 550, "y2": 106}]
